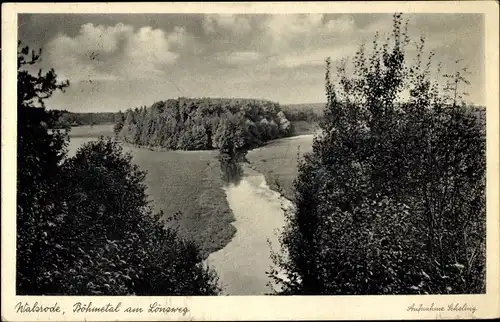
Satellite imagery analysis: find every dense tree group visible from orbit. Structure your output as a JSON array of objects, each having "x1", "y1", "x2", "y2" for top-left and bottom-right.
[
  {"x1": 17, "y1": 41, "x2": 220, "y2": 295},
  {"x1": 270, "y1": 14, "x2": 486, "y2": 295},
  {"x1": 115, "y1": 98, "x2": 292, "y2": 153}
]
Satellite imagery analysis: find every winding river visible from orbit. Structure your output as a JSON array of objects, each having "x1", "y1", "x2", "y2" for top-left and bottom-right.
[
  {"x1": 67, "y1": 126, "x2": 295, "y2": 295},
  {"x1": 206, "y1": 166, "x2": 293, "y2": 295}
]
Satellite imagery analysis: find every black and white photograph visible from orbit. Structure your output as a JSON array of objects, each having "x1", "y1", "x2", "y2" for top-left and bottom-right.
[{"x1": 2, "y1": 1, "x2": 499, "y2": 321}]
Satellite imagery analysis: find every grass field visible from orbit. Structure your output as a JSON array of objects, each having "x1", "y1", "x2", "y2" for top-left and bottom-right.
[
  {"x1": 246, "y1": 133, "x2": 316, "y2": 201},
  {"x1": 247, "y1": 104, "x2": 320, "y2": 199},
  {"x1": 125, "y1": 147, "x2": 235, "y2": 258},
  {"x1": 68, "y1": 125, "x2": 235, "y2": 258}
]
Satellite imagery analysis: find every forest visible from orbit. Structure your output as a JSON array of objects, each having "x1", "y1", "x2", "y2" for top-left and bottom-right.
[
  {"x1": 281, "y1": 103, "x2": 324, "y2": 123},
  {"x1": 114, "y1": 98, "x2": 292, "y2": 153}
]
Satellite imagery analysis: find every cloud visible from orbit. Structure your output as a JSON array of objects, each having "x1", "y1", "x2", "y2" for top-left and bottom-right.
[
  {"x1": 215, "y1": 51, "x2": 263, "y2": 65},
  {"x1": 266, "y1": 13, "x2": 324, "y2": 37},
  {"x1": 122, "y1": 26, "x2": 179, "y2": 75},
  {"x1": 46, "y1": 23, "x2": 189, "y2": 82},
  {"x1": 325, "y1": 15, "x2": 356, "y2": 33},
  {"x1": 36, "y1": 14, "x2": 483, "y2": 108},
  {"x1": 203, "y1": 14, "x2": 252, "y2": 35},
  {"x1": 248, "y1": 14, "x2": 358, "y2": 68},
  {"x1": 200, "y1": 14, "x2": 358, "y2": 68},
  {"x1": 166, "y1": 26, "x2": 192, "y2": 50},
  {"x1": 274, "y1": 45, "x2": 359, "y2": 68}
]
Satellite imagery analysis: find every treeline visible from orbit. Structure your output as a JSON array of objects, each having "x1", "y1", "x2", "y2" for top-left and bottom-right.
[
  {"x1": 52, "y1": 110, "x2": 119, "y2": 128},
  {"x1": 114, "y1": 98, "x2": 291, "y2": 153},
  {"x1": 17, "y1": 42, "x2": 219, "y2": 295}
]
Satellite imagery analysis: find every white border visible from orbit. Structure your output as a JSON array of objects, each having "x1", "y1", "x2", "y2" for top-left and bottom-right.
[{"x1": 2, "y1": 2, "x2": 499, "y2": 321}]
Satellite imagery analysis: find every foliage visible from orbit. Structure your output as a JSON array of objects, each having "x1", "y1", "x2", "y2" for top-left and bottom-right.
[
  {"x1": 38, "y1": 138, "x2": 220, "y2": 295},
  {"x1": 17, "y1": 41, "x2": 70, "y2": 292},
  {"x1": 116, "y1": 98, "x2": 291, "y2": 152},
  {"x1": 282, "y1": 105, "x2": 323, "y2": 123},
  {"x1": 269, "y1": 13, "x2": 486, "y2": 295},
  {"x1": 113, "y1": 111, "x2": 126, "y2": 135},
  {"x1": 17, "y1": 42, "x2": 220, "y2": 295},
  {"x1": 212, "y1": 112, "x2": 247, "y2": 154}
]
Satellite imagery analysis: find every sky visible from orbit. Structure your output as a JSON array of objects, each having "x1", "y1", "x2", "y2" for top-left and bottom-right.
[{"x1": 18, "y1": 13, "x2": 485, "y2": 112}]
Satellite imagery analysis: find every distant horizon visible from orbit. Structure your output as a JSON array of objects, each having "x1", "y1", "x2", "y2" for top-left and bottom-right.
[
  {"x1": 46, "y1": 98, "x2": 487, "y2": 115},
  {"x1": 46, "y1": 98, "x2": 329, "y2": 114}
]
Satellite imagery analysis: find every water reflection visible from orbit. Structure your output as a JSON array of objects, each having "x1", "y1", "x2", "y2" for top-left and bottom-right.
[{"x1": 218, "y1": 151, "x2": 247, "y2": 186}]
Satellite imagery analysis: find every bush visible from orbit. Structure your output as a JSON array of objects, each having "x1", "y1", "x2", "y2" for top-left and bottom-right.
[
  {"x1": 269, "y1": 13, "x2": 486, "y2": 295},
  {"x1": 38, "y1": 138, "x2": 220, "y2": 295},
  {"x1": 16, "y1": 41, "x2": 70, "y2": 293}
]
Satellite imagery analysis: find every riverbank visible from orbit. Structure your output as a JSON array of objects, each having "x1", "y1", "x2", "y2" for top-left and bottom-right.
[{"x1": 246, "y1": 133, "x2": 316, "y2": 201}]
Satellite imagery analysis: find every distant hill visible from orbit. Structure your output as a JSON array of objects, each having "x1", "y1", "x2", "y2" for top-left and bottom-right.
[
  {"x1": 281, "y1": 103, "x2": 325, "y2": 120},
  {"x1": 282, "y1": 102, "x2": 485, "y2": 121},
  {"x1": 52, "y1": 110, "x2": 119, "y2": 128},
  {"x1": 284, "y1": 103, "x2": 326, "y2": 112}
]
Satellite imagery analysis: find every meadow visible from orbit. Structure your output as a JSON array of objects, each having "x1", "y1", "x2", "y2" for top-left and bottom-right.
[
  {"x1": 246, "y1": 133, "x2": 316, "y2": 201},
  {"x1": 68, "y1": 125, "x2": 235, "y2": 258},
  {"x1": 124, "y1": 147, "x2": 236, "y2": 258}
]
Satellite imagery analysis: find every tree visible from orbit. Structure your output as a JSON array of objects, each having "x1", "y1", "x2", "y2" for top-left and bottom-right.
[
  {"x1": 212, "y1": 112, "x2": 247, "y2": 155},
  {"x1": 17, "y1": 42, "x2": 220, "y2": 295},
  {"x1": 17, "y1": 41, "x2": 70, "y2": 293},
  {"x1": 269, "y1": 13, "x2": 486, "y2": 295},
  {"x1": 113, "y1": 111, "x2": 125, "y2": 135},
  {"x1": 43, "y1": 138, "x2": 220, "y2": 295}
]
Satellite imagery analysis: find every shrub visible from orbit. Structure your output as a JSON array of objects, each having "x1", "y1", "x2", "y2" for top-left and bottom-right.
[{"x1": 39, "y1": 138, "x2": 221, "y2": 295}]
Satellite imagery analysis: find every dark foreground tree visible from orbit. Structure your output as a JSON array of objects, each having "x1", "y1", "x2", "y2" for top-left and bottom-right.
[
  {"x1": 269, "y1": 14, "x2": 486, "y2": 295},
  {"x1": 17, "y1": 41, "x2": 70, "y2": 292},
  {"x1": 17, "y1": 42, "x2": 220, "y2": 295},
  {"x1": 41, "y1": 138, "x2": 220, "y2": 295}
]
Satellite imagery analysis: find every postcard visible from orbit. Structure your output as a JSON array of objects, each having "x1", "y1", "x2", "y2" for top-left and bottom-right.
[{"x1": 2, "y1": 1, "x2": 499, "y2": 321}]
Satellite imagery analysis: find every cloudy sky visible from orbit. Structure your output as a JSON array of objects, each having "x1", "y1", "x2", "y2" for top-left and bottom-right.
[{"x1": 18, "y1": 13, "x2": 484, "y2": 112}]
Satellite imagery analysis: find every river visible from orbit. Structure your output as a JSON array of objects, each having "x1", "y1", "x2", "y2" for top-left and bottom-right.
[{"x1": 206, "y1": 166, "x2": 292, "y2": 295}]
